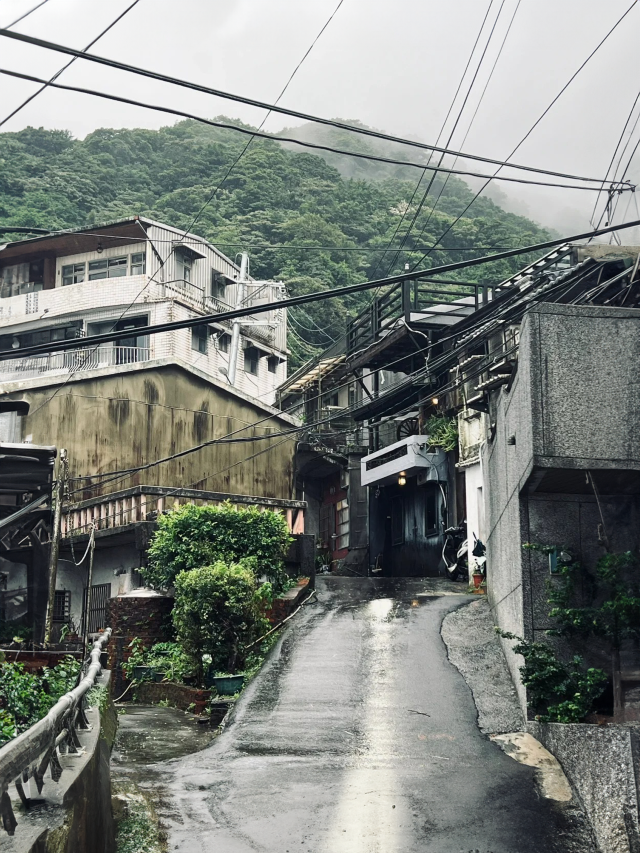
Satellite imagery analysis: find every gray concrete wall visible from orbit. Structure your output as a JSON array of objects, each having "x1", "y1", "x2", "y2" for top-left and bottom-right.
[
  {"x1": 483, "y1": 304, "x2": 640, "y2": 713},
  {"x1": 529, "y1": 721, "x2": 640, "y2": 853}
]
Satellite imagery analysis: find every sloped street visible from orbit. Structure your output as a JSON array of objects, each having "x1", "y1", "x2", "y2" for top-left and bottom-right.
[{"x1": 148, "y1": 578, "x2": 593, "y2": 853}]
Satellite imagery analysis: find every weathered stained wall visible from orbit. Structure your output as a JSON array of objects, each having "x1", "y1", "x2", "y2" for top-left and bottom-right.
[
  {"x1": 483, "y1": 303, "x2": 640, "y2": 713},
  {"x1": 4, "y1": 362, "x2": 297, "y2": 501}
]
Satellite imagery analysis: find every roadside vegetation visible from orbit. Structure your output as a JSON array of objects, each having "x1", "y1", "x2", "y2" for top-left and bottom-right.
[
  {"x1": 499, "y1": 545, "x2": 640, "y2": 722},
  {"x1": 124, "y1": 503, "x2": 298, "y2": 701},
  {"x1": 0, "y1": 655, "x2": 81, "y2": 745}
]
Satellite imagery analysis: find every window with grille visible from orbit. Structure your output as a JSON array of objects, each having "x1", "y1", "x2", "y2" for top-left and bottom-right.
[
  {"x1": 336, "y1": 499, "x2": 349, "y2": 550},
  {"x1": 53, "y1": 589, "x2": 71, "y2": 622}
]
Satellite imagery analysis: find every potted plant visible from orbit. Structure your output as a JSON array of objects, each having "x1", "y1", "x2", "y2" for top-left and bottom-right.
[
  {"x1": 206, "y1": 671, "x2": 245, "y2": 694},
  {"x1": 472, "y1": 570, "x2": 484, "y2": 589}
]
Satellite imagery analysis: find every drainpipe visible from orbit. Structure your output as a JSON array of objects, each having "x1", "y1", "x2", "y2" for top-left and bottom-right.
[{"x1": 227, "y1": 252, "x2": 248, "y2": 386}]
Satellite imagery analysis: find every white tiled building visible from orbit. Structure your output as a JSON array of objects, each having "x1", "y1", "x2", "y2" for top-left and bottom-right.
[{"x1": 0, "y1": 216, "x2": 287, "y2": 405}]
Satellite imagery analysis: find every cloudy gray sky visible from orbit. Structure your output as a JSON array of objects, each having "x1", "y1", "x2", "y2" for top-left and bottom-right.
[{"x1": 1, "y1": 0, "x2": 639, "y2": 236}]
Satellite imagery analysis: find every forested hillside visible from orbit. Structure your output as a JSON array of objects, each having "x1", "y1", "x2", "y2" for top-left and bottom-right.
[{"x1": 0, "y1": 119, "x2": 550, "y2": 367}]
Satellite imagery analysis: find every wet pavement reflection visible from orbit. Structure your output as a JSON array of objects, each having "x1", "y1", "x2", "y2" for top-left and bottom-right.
[{"x1": 126, "y1": 578, "x2": 585, "y2": 852}]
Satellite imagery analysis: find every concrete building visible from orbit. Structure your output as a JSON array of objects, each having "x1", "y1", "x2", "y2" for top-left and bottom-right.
[{"x1": 0, "y1": 218, "x2": 304, "y2": 641}]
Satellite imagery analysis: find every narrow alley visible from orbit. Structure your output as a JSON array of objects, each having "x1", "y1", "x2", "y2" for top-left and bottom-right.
[{"x1": 136, "y1": 578, "x2": 594, "y2": 853}]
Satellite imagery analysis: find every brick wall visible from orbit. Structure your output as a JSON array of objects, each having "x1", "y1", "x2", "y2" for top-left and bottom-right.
[{"x1": 105, "y1": 592, "x2": 174, "y2": 697}]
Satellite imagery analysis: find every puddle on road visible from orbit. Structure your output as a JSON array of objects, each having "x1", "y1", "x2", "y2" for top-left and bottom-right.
[
  {"x1": 112, "y1": 706, "x2": 217, "y2": 853},
  {"x1": 112, "y1": 705, "x2": 216, "y2": 781}
]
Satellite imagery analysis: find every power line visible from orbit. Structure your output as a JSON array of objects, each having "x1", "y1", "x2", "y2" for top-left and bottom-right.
[
  {"x1": 177, "y1": 0, "x2": 345, "y2": 247},
  {"x1": 0, "y1": 0, "x2": 143, "y2": 129},
  {"x1": 409, "y1": 0, "x2": 640, "y2": 272},
  {"x1": 2, "y1": 217, "x2": 640, "y2": 365},
  {"x1": 395, "y1": 0, "x2": 521, "y2": 272},
  {"x1": 0, "y1": 27, "x2": 628, "y2": 189},
  {"x1": 3, "y1": 0, "x2": 51, "y2": 29},
  {"x1": 0, "y1": 67, "x2": 619, "y2": 194},
  {"x1": 369, "y1": 0, "x2": 498, "y2": 279}
]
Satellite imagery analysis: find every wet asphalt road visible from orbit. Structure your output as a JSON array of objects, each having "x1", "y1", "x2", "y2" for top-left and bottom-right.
[{"x1": 150, "y1": 578, "x2": 578, "y2": 852}]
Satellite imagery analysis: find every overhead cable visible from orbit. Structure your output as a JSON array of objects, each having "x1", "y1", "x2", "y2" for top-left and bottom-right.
[
  {"x1": 0, "y1": 27, "x2": 630, "y2": 188},
  {"x1": 0, "y1": 0, "x2": 144, "y2": 129},
  {"x1": 0, "y1": 67, "x2": 619, "y2": 193},
  {"x1": 2, "y1": 217, "x2": 640, "y2": 364}
]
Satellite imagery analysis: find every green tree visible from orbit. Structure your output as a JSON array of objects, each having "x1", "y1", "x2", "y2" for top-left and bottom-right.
[
  {"x1": 172, "y1": 560, "x2": 270, "y2": 679},
  {"x1": 143, "y1": 502, "x2": 292, "y2": 590}
]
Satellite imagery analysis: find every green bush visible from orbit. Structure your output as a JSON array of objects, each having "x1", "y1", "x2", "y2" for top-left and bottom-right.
[
  {"x1": 143, "y1": 502, "x2": 292, "y2": 591},
  {"x1": 498, "y1": 631, "x2": 607, "y2": 723},
  {"x1": 0, "y1": 656, "x2": 81, "y2": 745},
  {"x1": 172, "y1": 560, "x2": 271, "y2": 680},
  {"x1": 122, "y1": 640, "x2": 195, "y2": 684}
]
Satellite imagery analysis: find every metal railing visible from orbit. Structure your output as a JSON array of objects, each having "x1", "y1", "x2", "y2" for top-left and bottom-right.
[
  {"x1": 0, "y1": 629, "x2": 111, "y2": 836},
  {"x1": 346, "y1": 279, "x2": 480, "y2": 353},
  {"x1": 0, "y1": 347, "x2": 151, "y2": 381}
]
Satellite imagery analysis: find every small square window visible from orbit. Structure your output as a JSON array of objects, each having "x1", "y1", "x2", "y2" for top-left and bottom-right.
[
  {"x1": 191, "y1": 325, "x2": 208, "y2": 354},
  {"x1": 244, "y1": 348, "x2": 259, "y2": 375},
  {"x1": 131, "y1": 252, "x2": 146, "y2": 275},
  {"x1": 62, "y1": 263, "x2": 85, "y2": 285},
  {"x1": 88, "y1": 259, "x2": 108, "y2": 280}
]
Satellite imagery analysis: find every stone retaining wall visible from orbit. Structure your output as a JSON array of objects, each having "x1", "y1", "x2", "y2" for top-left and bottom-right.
[{"x1": 529, "y1": 721, "x2": 640, "y2": 853}]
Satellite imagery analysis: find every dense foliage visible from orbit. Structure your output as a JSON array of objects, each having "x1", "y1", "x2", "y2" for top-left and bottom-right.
[
  {"x1": 144, "y1": 502, "x2": 292, "y2": 590},
  {"x1": 0, "y1": 656, "x2": 81, "y2": 744},
  {"x1": 0, "y1": 120, "x2": 551, "y2": 367},
  {"x1": 498, "y1": 631, "x2": 607, "y2": 723},
  {"x1": 122, "y1": 639, "x2": 196, "y2": 685},
  {"x1": 172, "y1": 560, "x2": 271, "y2": 678}
]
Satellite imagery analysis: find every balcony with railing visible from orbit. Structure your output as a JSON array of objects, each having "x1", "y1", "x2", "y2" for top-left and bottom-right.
[
  {"x1": 346, "y1": 278, "x2": 482, "y2": 354},
  {"x1": 0, "y1": 346, "x2": 152, "y2": 382}
]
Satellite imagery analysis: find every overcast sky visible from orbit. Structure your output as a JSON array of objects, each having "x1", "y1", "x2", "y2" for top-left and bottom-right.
[{"x1": 1, "y1": 0, "x2": 640, "y2": 237}]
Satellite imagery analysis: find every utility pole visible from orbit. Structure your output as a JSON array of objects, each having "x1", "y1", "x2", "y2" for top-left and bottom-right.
[
  {"x1": 83, "y1": 523, "x2": 96, "y2": 657},
  {"x1": 227, "y1": 252, "x2": 248, "y2": 386},
  {"x1": 44, "y1": 448, "x2": 67, "y2": 645}
]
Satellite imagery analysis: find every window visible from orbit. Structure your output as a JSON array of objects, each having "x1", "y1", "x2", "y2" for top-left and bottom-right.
[
  {"x1": 211, "y1": 270, "x2": 226, "y2": 298},
  {"x1": 192, "y1": 325, "x2": 208, "y2": 354},
  {"x1": 323, "y1": 391, "x2": 339, "y2": 407},
  {"x1": 88, "y1": 256, "x2": 127, "y2": 280},
  {"x1": 131, "y1": 252, "x2": 146, "y2": 275},
  {"x1": 62, "y1": 263, "x2": 85, "y2": 285},
  {"x1": 217, "y1": 333, "x2": 230, "y2": 353},
  {"x1": 244, "y1": 347, "x2": 259, "y2": 375},
  {"x1": 391, "y1": 496, "x2": 404, "y2": 546},
  {"x1": 267, "y1": 356, "x2": 279, "y2": 374},
  {"x1": 425, "y1": 485, "x2": 438, "y2": 535},
  {"x1": 53, "y1": 589, "x2": 71, "y2": 622},
  {"x1": 1, "y1": 261, "x2": 45, "y2": 298},
  {"x1": 182, "y1": 255, "x2": 192, "y2": 283},
  {"x1": 336, "y1": 499, "x2": 350, "y2": 550}
]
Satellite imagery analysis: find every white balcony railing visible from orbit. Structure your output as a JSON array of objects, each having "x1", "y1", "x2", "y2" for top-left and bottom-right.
[{"x1": 0, "y1": 346, "x2": 151, "y2": 382}]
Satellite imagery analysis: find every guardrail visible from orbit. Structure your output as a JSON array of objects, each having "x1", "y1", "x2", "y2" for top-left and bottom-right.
[{"x1": 0, "y1": 628, "x2": 111, "y2": 836}]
